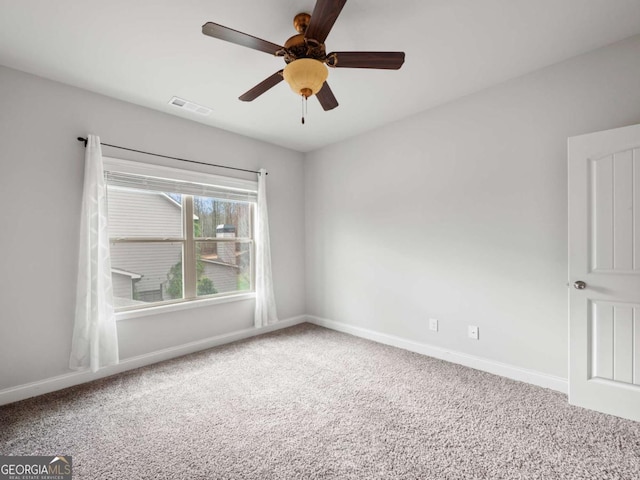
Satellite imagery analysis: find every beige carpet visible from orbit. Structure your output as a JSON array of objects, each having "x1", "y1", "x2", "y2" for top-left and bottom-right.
[{"x1": 1, "y1": 323, "x2": 639, "y2": 479}]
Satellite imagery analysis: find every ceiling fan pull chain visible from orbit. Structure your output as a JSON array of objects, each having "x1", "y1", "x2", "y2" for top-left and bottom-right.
[{"x1": 301, "y1": 94, "x2": 305, "y2": 125}]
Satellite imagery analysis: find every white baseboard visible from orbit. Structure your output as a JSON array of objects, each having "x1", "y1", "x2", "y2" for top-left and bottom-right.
[
  {"x1": 306, "y1": 315, "x2": 568, "y2": 394},
  {"x1": 0, "y1": 315, "x2": 306, "y2": 406}
]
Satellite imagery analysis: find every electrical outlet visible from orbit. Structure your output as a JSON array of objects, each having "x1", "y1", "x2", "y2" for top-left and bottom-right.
[
  {"x1": 429, "y1": 318, "x2": 438, "y2": 332},
  {"x1": 468, "y1": 325, "x2": 479, "y2": 340}
]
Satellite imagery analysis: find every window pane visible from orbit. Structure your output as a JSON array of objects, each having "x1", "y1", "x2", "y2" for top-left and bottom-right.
[
  {"x1": 107, "y1": 186, "x2": 183, "y2": 238},
  {"x1": 110, "y1": 242, "x2": 183, "y2": 309},
  {"x1": 196, "y1": 241, "x2": 252, "y2": 296},
  {"x1": 193, "y1": 197, "x2": 252, "y2": 238}
]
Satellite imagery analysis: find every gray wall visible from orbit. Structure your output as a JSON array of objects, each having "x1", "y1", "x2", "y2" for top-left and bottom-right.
[
  {"x1": 2, "y1": 34, "x2": 640, "y2": 394},
  {"x1": 0, "y1": 65, "x2": 306, "y2": 390},
  {"x1": 305, "y1": 35, "x2": 640, "y2": 379}
]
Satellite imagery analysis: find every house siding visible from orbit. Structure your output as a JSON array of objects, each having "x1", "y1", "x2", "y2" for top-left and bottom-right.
[
  {"x1": 107, "y1": 188, "x2": 183, "y2": 238},
  {"x1": 110, "y1": 242, "x2": 182, "y2": 300},
  {"x1": 202, "y1": 262, "x2": 240, "y2": 294}
]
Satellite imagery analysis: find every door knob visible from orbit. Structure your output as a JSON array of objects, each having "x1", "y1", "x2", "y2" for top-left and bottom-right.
[{"x1": 573, "y1": 280, "x2": 587, "y2": 290}]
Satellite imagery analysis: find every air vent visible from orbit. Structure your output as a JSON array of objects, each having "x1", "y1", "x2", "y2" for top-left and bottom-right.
[{"x1": 168, "y1": 96, "x2": 212, "y2": 116}]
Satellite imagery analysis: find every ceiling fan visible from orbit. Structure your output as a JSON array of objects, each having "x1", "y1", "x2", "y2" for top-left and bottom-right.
[{"x1": 202, "y1": 0, "x2": 405, "y2": 115}]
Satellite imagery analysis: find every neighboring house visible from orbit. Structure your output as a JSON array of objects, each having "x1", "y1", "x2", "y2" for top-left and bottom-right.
[
  {"x1": 201, "y1": 226, "x2": 251, "y2": 293},
  {"x1": 111, "y1": 268, "x2": 142, "y2": 302},
  {"x1": 107, "y1": 187, "x2": 244, "y2": 308},
  {"x1": 108, "y1": 187, "x2": 182, "y2": 307},
  {"x1": 201, "y1": 260, "x2": 240, "y2": 293}
]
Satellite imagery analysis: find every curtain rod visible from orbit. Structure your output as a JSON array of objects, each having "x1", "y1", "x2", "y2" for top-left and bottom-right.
[{"x1": 76, "y1": 137, "x2": 266, "y2": 175}]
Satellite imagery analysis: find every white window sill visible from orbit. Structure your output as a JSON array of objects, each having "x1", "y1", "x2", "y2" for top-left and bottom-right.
[{"x1": 115, "y1": 292, "x2": 256, "y2": 321}]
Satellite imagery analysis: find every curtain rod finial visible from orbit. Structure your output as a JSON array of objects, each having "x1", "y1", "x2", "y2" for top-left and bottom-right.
[{"x1": 77, "y1": 137, "x2": 87, "y2": 146}]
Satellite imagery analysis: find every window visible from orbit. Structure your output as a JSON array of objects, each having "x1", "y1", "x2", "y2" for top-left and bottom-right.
[{"x1": 103, "y1": 158, "x2": 257, "y2": 312}]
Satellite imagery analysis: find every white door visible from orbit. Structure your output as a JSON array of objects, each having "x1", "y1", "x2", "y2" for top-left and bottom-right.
[{"x1": 568, "y1": 123, "x2": 640, "y2": 422}]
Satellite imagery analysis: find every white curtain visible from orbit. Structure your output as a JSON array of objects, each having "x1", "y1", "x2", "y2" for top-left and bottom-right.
[
  {"x1": 70, "y1": 135, "x2": 119, "y2": 372},
  {"x1": 254, "y1": 168, "x2": 279, "y2": 327}
]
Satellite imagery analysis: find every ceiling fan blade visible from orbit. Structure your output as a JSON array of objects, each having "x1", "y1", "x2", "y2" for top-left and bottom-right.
[
  {"x1": 202, "y1": 22, "x2": 284, "y2": 55},
  {"x1": 239, "y1": 71, "x2": 284, "y2": 102},
  {"x1": 305, "y1": 0, "x2": 347, "y2": 44},
  {"x1": 326, "y1": 51, "x2": 405, "y2": 69},
  {"x1": 316, "y1": 82, "x2": 339, "y2": 111}
]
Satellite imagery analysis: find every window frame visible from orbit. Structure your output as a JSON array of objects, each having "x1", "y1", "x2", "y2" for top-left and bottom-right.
[{"x1": 103, "y1": 157, "x2": 258, "y2": 319}]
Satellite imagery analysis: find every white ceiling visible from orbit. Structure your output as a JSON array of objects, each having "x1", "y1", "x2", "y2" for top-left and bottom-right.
[{"x1": 1, "y1": 0, "x2": 639, "y2": 152}]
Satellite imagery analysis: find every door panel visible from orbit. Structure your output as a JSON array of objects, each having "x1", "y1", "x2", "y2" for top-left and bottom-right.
[
  {"x1": 569, "y1": 124, "x2": 640, "y2": 422},
  {"x1": 591, "y1": 301, "x2": 614, "y2": 379},
  {"x1": 590, "y1": 302, "x2": 638, "y2": 384},
  {"x1": 592, "y1": 155, "x2": 614, "y2": 271},
  {"x1": 612, "y1": 152, "x2": 634, "y2": 270},
  {"x1": 591, "y1": 150, "x2": 640, "y2": 273}
]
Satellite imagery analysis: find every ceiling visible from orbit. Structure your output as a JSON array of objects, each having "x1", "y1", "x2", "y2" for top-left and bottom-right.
[{"x1": 1, "y1": 1, "x2": 639, "y2": 152}]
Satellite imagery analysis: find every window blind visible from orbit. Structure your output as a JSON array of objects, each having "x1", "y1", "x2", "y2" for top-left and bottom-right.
[{"x1": 105, "y1": 170, "x2": 257, "y2": 203}]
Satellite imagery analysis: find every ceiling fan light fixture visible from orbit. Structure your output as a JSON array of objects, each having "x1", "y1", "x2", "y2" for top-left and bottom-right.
[{"x1": 283, "y1": 58, "x2": 328, "y2": 98}]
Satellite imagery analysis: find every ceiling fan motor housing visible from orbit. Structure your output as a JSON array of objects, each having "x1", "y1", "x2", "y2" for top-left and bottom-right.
[{"x1": 283, "y1": 14, "x2": 327, "y2": 65}]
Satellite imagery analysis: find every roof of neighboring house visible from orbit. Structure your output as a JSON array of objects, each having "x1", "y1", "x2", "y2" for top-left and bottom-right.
[
  {"x1": 216, "y1": 224, "x2": 236, "y2": 233},
  {"x1": 200, "y1": 250, "x2": 248, "y2": 269},
  {"x1": 112, "y1": 268, "x2": 142, "y2": 280},
  {"x1": 162, "y1": 193, "x2": 199, "y2": 220},
  {"x1": 201, "y1": 258, "x2": 240, "y2": 270}
]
